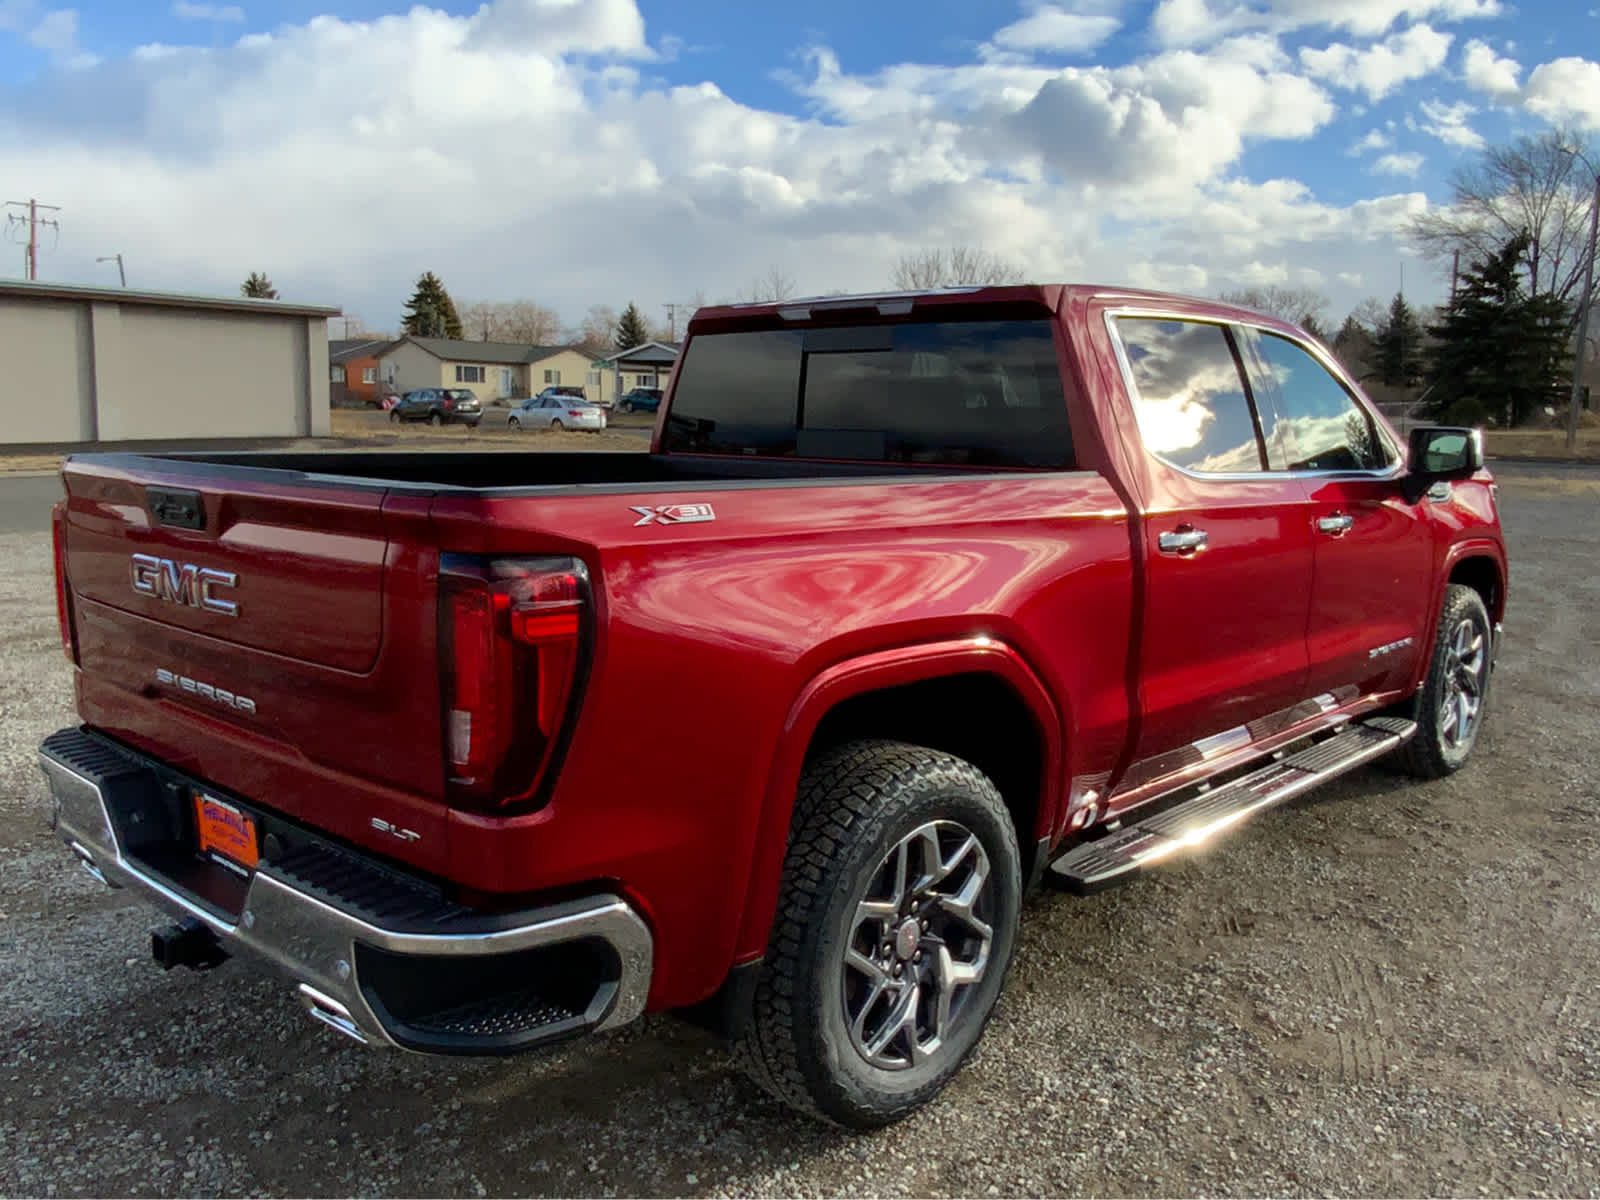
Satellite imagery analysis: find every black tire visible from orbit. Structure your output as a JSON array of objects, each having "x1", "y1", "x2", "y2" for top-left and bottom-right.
[
  {"x1": 1394, "y1": 584, "x2": 1493, "y2": 778},
  {"x1": 388, "y1": 410, "x2": 400, "y2": 424},
  {"x1": 550, "y1": 418, "x2": 564, "y2": 431},
  {"x1": 619, "y1": 401, "x2": 632, "y2": 414},
  {"x1": 429, "y1": 412, "x2": 443, "y2": 427},
  {"x1": 735, "y1": 740, "x2": 1022, "y2": 1128},
  {"x1": 508, "y1": 416, "x2": 520, "y2": 429}
]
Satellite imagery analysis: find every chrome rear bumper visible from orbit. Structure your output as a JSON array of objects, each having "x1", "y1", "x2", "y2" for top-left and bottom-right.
[{"x1": 39, "y1": 728, "x2": 653, "y2": 1052}]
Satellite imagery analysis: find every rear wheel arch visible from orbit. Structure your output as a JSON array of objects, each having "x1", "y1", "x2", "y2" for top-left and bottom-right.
[{"x1": 731, "y1": 639, "x2": 1064, "y2": 968}]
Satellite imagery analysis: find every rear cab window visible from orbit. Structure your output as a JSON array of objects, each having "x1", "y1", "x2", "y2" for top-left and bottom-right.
[{"x1": 662, "y1": 320, "x2": 1075, "y2": 469}]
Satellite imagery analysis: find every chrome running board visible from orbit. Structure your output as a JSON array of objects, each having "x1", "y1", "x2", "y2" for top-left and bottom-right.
[{"x1": 1048, "y1": 717, "x2": 1416, "y2": 895}]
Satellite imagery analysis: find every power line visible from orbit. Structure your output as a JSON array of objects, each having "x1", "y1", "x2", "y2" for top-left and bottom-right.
[{"x1": 4, "y1": 198, "x2": 62, "y2": 281}]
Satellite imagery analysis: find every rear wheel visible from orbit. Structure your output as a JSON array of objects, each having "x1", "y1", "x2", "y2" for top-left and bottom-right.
[
  {"x1": 551, "y1": 418, "x2": 564, "y2": 431},
  {"x1": 736, "y1": 740, "x2": 1021, "y2": 1128},
  {"x1": 508, "y1": 416, "x2": 520, "y2": 429},
  {"x1": 1394, "y1": 584, "x2": 1493, "y2": 778},
  {"x1": 619, "y1": 401, "x2": 633, "y2": 414},
  {"x1": 429, "y1": 412, "x2": 443, "y2": 427}
]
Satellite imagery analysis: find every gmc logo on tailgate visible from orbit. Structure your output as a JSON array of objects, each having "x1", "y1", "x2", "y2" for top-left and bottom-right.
[{"x1": 130, "y1": 554, "x2": 239, "y2": 617}]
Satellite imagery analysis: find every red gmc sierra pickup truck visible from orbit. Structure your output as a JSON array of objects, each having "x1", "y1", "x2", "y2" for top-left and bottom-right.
[{"x1": 40, "y1": 284, "x2": 1506, "y2": 1127}]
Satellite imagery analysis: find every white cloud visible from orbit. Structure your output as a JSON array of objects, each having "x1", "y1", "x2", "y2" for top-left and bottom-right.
[
  {"x1": 25, "y1": 5, "x2": 72, "y2": 50},
  {"x1": 0, "y1": 0, "x2": 1444, "y2": 327},
  {"x1": 1523, "y1": 57, "x2": 1600, "y2": 130},
  {"x1": 1, "y1": 0, "x2": 91, "y2": 63},
  {"x1": 1300, "y1": 24, "x2": 1453, "y2": 101},
  {"x1": 1370, "y1": 150, "x2": 1425, "y2": 174},
  {"x1": 1150, "y1": 0, "x2": 1498, "y2": 48},
  {"x1": 1338, "y1": 270, "x2": 1364, "y2": 284},
  {"x1": 171, "y1": 2, "x2": 244, "y2": 20},
  {"x1": 990, "y1": 6, "x2": 1121, "y2": 55},
  {"x1": 1418, "y1": 97, "x2": 1482, "y2": 147},
  {"x1": 1348, "y1": 127, "x2": 1391, "y2": 154},
  {"x1": 1460, "y1": 38, "x2": 1520, "y2": 97}
]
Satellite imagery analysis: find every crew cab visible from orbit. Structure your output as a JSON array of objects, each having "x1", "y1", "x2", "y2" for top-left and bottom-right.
[{"x1": 40, "y1": 285, "x2": 1505, "y2": 1127}]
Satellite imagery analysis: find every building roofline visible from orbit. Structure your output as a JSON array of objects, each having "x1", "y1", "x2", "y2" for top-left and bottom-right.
[{"x1": 0, "y1": 277, "x2": 341, "y2": 318}]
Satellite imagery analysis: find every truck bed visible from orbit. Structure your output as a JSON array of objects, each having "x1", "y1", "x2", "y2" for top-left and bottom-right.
[{"x1": 82, "y1": 450, "x2": 959, "y2": 493}]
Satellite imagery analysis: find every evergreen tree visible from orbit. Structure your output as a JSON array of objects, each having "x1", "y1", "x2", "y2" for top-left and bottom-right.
[
  {"x1": 241, "y1": 272, "x2": 278, "y2": 299},
  {"x1": 1427, "y1": 232, "x2": 1571, "y2": 426},
  {"x1": 614, "y1": 302, "x2": 649, "y2": 350},
  {"x1": 1331, "y1": 314, "x2": 1375, "y2": 378},
  {"x1": 401, "y1": 271, "x2": 464, "y2": 340},
  {"x1": 1372, "y1": 292, "x2": 1425, "y2": 387}
]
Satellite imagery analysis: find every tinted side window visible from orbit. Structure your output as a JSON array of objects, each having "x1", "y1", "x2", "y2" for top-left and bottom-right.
[
  {"x1": 1115, "y1": 318, "x2": 1263, "y2": 473},
  {"x1": 1250, "y1": 333, "x2": 1394, "y2": 471},
  {"x1": 663, "y1": 321, "x2": 1073, "y2": 468}
]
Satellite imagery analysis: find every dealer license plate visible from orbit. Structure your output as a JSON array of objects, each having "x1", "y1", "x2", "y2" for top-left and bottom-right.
[{"x1": 193, "y1": 792, "x2": 259, "y2": 872}]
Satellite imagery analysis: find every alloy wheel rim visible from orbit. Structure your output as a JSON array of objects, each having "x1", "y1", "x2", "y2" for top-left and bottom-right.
[
  {"x1": 841, "y1": 820, "x2": 994, "y2": 1071},
  {"x1": 1438, "y1": 616, "x2": 1487, "y2": 749}
]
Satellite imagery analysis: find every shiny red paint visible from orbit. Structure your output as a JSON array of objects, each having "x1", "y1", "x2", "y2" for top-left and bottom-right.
[{"x1": 53, "y1": 283, "x2": 1508, "y2": 1013}]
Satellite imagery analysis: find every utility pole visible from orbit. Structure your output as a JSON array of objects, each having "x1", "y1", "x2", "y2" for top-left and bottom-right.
[
  {"x1": 662, "y1": 303, "x2": 679, "y2": 343},
  {"x1": 1566, "y1": 166, "x2": 1599, "y2": 452},
  {"x1": 96, "y1": 254, "x2": 125, "y2": 287},
  {"x1": 4, "y1": 198, "x2": 62, "y2": 280}
]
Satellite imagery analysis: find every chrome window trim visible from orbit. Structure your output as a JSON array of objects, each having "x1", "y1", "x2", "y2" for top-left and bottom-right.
[{"x1": 1102, "y1": 306, "x2": 1405, "y2": 483}]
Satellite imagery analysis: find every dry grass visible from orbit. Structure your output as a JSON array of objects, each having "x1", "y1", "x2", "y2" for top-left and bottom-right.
[{"x1": 1482, "y1": 426, "x2": 1600, "y2": 462}]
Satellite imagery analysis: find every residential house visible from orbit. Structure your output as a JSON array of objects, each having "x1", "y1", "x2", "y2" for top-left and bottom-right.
[
  {"x1": 378, "y1": 337, "x2": 611, "y2": 407},
  {"x1": 328, "y1": 338, "x2": 392, "y2": 406},
  {"x1": 597, "y1": 341, "x2": 680, "y2": 398}
]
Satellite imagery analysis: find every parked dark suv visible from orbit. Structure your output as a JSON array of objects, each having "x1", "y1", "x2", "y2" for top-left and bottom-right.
[
  {"x1": 389, "y1": 388, "x2": 482, "y2": 427},
  {"x1": 616, "y1": 387, "x2": 663, "y2": 413}
]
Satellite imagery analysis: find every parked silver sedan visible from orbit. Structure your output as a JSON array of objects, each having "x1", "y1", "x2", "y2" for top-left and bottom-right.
[{"x1": 505, "y1": 395, "x2": 608, "y2": 432}]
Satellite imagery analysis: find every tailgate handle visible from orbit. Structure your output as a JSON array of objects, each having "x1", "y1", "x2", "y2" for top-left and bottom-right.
[{"x1": 147, "y1": 486, "x2": 205, "y2": 530}]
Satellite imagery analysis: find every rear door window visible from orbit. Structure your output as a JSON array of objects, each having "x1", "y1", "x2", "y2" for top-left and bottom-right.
[
  {"x1": 1113, "y1": 317, "x2": 1265, "y2": 474},
  {"x1": 662, "y1": 320, "x2": 1074, "y2": 468}
]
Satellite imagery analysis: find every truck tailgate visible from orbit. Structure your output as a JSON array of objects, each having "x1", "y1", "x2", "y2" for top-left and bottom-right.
[{"x1": 59, "y1": 458, "x2": 449, "y2": 872}]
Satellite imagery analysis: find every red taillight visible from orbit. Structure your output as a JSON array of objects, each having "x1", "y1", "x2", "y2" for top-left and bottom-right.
[
  {"x1": 440, "y1": 556, "x2": 590, "y2": 811},
  {"x1": 568, "y1": 409, "x2": 585, "y2": 417},
  {"x1": 51, "y1": 501, "x2": 76, "y2": 663}
]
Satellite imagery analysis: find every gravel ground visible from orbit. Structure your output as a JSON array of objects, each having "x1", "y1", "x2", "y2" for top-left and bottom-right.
[{"x1": 2, "y1": 464, "x2": 1598, "y2": 1197}]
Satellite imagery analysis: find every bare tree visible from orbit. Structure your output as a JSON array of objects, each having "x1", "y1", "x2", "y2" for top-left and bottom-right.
[
  {"x1": 571, "y1": 304, "x2": 619, "y2": 355},
  {"x1": 1406, "y1": 127, "x2": 1599, "y2": 317},
  {"x1": 890, "y1": 246, "x2": 1022, "y2": 290},
  {"x1": 457, "y1": 299, "x2": 562, "y2": 344},
  {"x1": 1217, "y1": 285, "x2": 1331, "y2": 329},
  {"x1": 1347, "y1": 296, "x2": 1389, "y2": 332},
  {"x1": 739, "y1": 264, "x2": 798, "y2": 303}
]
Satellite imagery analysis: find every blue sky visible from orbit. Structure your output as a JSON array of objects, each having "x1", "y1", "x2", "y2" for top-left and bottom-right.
[{"x1": 0, "y1": 0, "x2": 1595, "y2": 331}]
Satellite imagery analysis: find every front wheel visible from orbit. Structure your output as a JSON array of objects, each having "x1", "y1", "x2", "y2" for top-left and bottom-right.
[
  {"x1": 388, "y1": 410, "x2": 400, "y2": 424},
  {"x1": 736, "y1": 740, "x2": 1021, "y2": 1128},
  {"x1": 429, "y1": 412, "x2": 443, "y2": 427},
  {"x1": 507, "y1": 416, "x2": 520, "y2": 429},
  {"x1": 1394, "y1": 584, "x2": 1493, "y2": 778},
  {"x1": 619, "y1": 401, "x2": 632, "y2": 414}
]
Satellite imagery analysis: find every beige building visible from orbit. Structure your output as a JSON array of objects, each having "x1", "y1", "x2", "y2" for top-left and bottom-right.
[
  {"x1": 0, "y1": 279, "x2": 338, "y2": 445},
  {"x1": 380, "y1": 337, "x2": 612, "y2": 407}
]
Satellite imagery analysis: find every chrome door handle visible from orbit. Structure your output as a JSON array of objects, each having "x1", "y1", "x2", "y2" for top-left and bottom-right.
[
  {"x1": 1158, "y1": 527, "x2": 1208, "y2": 555},
  {"x1": 1317, "y1": 513, "x2": 1355, "y2": 536}
]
